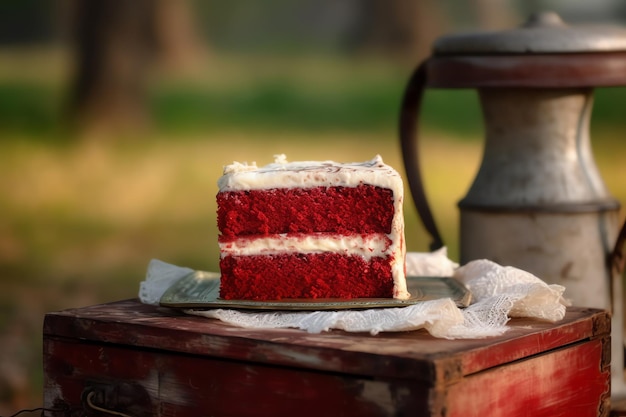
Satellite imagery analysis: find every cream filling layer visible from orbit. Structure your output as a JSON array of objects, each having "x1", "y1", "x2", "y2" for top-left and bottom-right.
[{"x1": 219, "y1": 233, "x2": 392, "y2": 259}]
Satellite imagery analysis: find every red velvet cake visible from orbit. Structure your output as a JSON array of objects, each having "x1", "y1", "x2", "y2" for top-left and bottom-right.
[{"x1": 217, "y1": 154, "x2": 409, "y2": 301}]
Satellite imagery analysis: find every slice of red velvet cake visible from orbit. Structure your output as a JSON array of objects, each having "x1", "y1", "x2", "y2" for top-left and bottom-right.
[{"x1": 217, "y1": 154, "x2": 409, "y2": 301}]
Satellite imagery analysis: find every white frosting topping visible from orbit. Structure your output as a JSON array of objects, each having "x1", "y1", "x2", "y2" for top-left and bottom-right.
[
  {"x1": 218, "y1": 155, "x2": 402, "y2": 194},
  {"x1": 217, "y1": 155, "x2": 409, "y2": 300},
  {"x1": 220, "y1": 234, "x2": 392, "y2": 259}
]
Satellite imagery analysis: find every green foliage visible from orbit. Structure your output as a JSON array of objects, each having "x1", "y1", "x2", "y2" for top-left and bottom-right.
[
  {"x1": 4, "y1": 78, "x2": 626, "y2": 142},
  {"x1": 151, "y1": 81, "x2": 396, "y2": 133},
  {"x1": 149, "y1": 81, "x2": 487, "y2": 138},
  {"x1": 0, "y1": 82, "x2": 61, "y2": 135},
  {"x1": 0, "y1": 79, "x2": 486, "y2": 140},
  {"x1": 591, "y1": 87, "x2": 626, "y2": 138}
]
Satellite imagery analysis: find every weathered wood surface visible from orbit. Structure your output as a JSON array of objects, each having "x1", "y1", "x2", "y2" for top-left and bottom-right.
[{"x1": 43, "y1": 300, "x2": 611, "y2": 416}]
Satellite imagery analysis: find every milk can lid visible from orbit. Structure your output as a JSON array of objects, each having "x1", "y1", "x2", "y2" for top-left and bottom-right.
[{"x1": 434, "y1": 11, "x2": 626, "y2": 55}]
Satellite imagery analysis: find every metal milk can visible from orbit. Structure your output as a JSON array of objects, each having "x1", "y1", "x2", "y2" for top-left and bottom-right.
[{"x1": 399, "y1": 11, "x2": 626, "y2": 397}]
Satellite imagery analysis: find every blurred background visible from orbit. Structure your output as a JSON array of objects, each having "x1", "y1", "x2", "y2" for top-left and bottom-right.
[{"x1": 2, "y1": 0, "x2": 626, "y2": 412}]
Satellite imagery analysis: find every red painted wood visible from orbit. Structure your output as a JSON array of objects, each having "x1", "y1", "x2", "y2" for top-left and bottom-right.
[
  {"x1": 43, "y1": 300, "x2": 611, "y2": 416},
  {"x1": 457, "y1": 313, "x2": 608, "y2": 375},
  {"x1": 43, "y1": 300, "x2": 609, "y2": 381},
  {"x1": 444, "y1": 339, "x2": 610, "y2": 417},
  {"x1": 44, "y1": 338, "x2": 429, "y2": 417}
]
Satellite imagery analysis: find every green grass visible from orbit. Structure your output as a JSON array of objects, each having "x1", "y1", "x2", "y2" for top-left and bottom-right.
[
  {"x1": 0, "y1": 82, "x2": 62, "y2": 135},
  {"x1": 0, "y1": 84, "x2": 485, "y2": 143},
  {"x1": 3, "y1": 79, "x2": 626, "y2": 142}
]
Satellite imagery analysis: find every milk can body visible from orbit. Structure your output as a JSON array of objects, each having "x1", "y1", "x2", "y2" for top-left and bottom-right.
[{"x1": 460, "y1": 87, "x2": 620, "y2": 310}]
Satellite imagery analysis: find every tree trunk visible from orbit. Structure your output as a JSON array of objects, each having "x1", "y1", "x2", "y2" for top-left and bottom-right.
[
  {"x1": 66, "y1": 0, "x2": 205, "y2": 139},
  {"x1": 357, "y1": 0, "x2": 450, "y2": 63},
  {"x1": 67, "y1": 0, "x2": 157, "y2": 138}
]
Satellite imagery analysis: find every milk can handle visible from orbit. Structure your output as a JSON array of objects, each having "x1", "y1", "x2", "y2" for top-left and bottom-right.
[
  {"x1": 399, "y1": 60, "x2": 444, "y2": 251},
  {"x1": 610, "y1": 218, "x2": 626, "y2": 276},
  {"x1": 609, "y1": 217, "x2": 626, "y2": 314}
]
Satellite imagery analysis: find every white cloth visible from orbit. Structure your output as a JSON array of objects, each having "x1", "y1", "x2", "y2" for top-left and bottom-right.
[
  {"x1": 138, "y1": 250, "x2": 569, "y2": 339},
  {"x1": 405, "y1": 247, "x2": 459, "y2": 276},
  {"x1": 139, "y1": 259, "x2": 193, "y2": 306}
]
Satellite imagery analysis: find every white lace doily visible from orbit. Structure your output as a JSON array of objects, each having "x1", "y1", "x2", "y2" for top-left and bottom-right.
[
  {"x1": 139, "y1": 260, "x2": 193, "y2": 306},
  {"x1": 139, "y1": 250, "x2": 568, "y2": 339}
]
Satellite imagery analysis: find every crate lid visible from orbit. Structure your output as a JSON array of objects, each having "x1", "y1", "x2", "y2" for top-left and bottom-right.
[{"x1": 44, "y1": 299, "x2": 609, "y2": 384}]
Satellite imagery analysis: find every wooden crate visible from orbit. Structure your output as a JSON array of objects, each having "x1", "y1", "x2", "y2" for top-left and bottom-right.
[{"x1": 43, "y1": 300, "x2": 610, "y2": 417}]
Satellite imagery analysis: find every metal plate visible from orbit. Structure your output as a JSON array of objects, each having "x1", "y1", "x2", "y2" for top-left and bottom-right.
[{"x1": 159, "y1": 271, "x2": 471, "y2": 311}]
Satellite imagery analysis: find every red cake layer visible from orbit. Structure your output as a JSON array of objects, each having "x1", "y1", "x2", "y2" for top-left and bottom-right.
[
  {"x1": 217, "y1": 185, "x2": 394, "y2": 238},
  {"x1": 219, "y1": 253, "x2": 394, "y2": 300}
]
